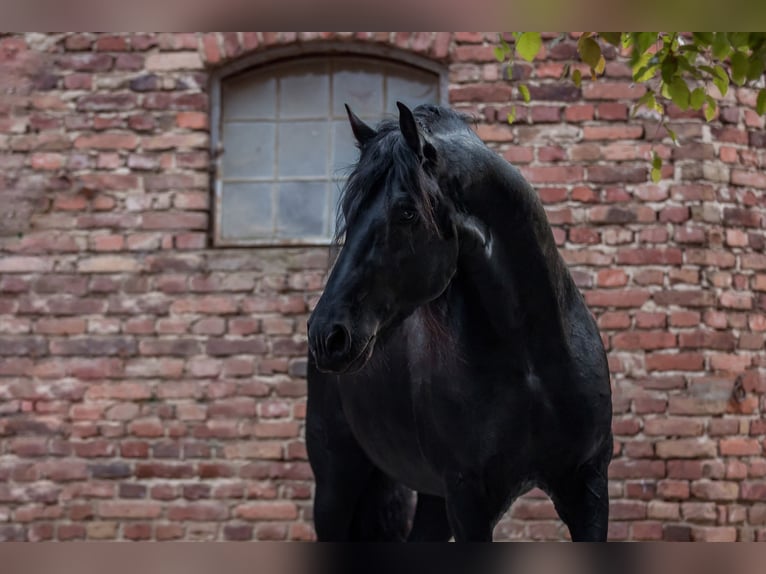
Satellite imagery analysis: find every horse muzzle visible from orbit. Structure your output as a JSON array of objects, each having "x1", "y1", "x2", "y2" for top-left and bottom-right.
[{"x1": 308, "y1": 319, "x2": 377, "y2": 374}]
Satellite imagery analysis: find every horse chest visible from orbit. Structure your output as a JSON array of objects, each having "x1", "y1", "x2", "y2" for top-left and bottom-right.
[
  {"x1": 338, "y1": 368, "x2": 446, "y2": 494},
  {"x1": 337, "y1": 344, "x2": 537, "y2": 494}
]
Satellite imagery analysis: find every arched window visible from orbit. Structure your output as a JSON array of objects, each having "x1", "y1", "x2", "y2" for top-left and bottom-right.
[{"x1": 211, "y1": 50, "x2": 445, "y2": 246}]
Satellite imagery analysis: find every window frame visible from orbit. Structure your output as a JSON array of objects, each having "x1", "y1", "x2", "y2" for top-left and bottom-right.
[{"x1": 209, "y1": 42, "x2": 449, "y2": 247}]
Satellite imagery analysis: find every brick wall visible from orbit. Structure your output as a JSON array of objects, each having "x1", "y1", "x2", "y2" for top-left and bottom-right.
[{"x1": 0, "y1": 32, "x2": 764, "y2": 542}]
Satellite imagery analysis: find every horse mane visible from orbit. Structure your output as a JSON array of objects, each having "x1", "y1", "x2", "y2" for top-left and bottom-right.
[{"x1": 333, "y1": 105, "x2": 474, "y2": 244}]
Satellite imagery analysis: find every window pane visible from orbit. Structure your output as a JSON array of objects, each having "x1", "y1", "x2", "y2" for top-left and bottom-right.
[
  {"x1": 332, "y1": 63, "x2": 384, "y2": 117},
  {"x1": 329, "y1": 180, "x2": 344, "y2": 230},
  {"x1": 220, "y1": 182, "x2": 273, "y2": 239},
  {"x1": 223, "y1": 76, "x2": 276, "y2": 120},
  {"x1": 279, "y1": 61, "x2": 330, "y2": 118},
  {"x1": 222, "y1": 122, "x2": 275, "y2": 179},
  {"x1": 277, "y1": 181, "x2": 327, "y2": 238},
  {"x1": 331, "y1": 120, "x2": 358, "y2": 178},
  {"x1": 277, "y1": 121, "x2": 328, "y2": 178},
  {"x1": 386, "y1": 68, "x2": 439, "y2": 114}
]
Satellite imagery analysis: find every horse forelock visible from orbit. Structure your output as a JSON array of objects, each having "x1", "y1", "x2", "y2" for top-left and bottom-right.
[{"x1": 335, "y1": 118, "x2": 446, "y2": 243}]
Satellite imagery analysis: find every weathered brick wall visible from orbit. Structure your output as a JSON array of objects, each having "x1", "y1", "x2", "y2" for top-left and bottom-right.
[{"x1": 0, "y1": 32, "x2": 764, "y2": 541}]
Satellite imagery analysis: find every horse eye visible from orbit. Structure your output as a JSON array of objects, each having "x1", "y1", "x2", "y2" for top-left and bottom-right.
[{"x1": 399, "y1": 209, "x2": 417, "y2": 223}]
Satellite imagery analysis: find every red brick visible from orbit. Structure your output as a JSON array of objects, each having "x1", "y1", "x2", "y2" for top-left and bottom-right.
[
  {"x1": 644, "y1": 418, "x2": 704, "y2": 437},
  {"x1": 679, "y1": 331, "x2": 736, "y2": 351},
  {"x1": 142, "y1": 212, "x2": 208, "y2": 230},
  {"x1": 719, "y1": 438, "x2": 762, "y2": 456},
  {"x1": 598, "y1": 102, "x2": 628, "y2": 119},
  {"x1": 450, "y1": 83, "x2": 514, "y2": 103},
  {"x1": 564, "y1": 104, "x2": 593, "y2": 122},
  {"x1": 646, "y1": 353, "x2": 704, "y2": 372},
  {"x1": 616, "y1": 248, "x2": 683, "y2": 266},
  {"x1": 690, "y1": 480, "x2": 739, "y2": 501},
  {"x1": 585, "y1": 290, "x2": 650, "y2": 308},
  {"x1": 691, "y1": 526, "x2": 737, "y2": 541},
  {"x1": 234, "y1": 502, "x2": 298, "y2": 521},
  {"x1": 609, "y1": 459, "x2": 666, "y2": 479},
  {"x1": 598, "y1": 311, "x2": 630, "y2": 329},
  {"x1": 583, "y1": 82, "x2": 646, "y2": 100},
  {"x1": 613, "y1": 331, "x2": 675, "y2": 350},
  {"x1": 99, "y1": 501, "x2": 162, "y2": 519},
  {"x1": 583, "y1": 125, "x2": 644, "y2": 140},
  {"x1": 95, "y1": 35, "x2": 129, "y2": 51},
  {"x1": 656, "y1": 439, "x2": 717, "y2": 459},
  {"x1": 124, "y1": 523, "x2": 152, "y2": 541},
  {"x1": 35, "y1": 318, "x2": 86, "y2": 335},
  {"x1": 167, "y1": 503, "x2": 227, "y2": 521}
]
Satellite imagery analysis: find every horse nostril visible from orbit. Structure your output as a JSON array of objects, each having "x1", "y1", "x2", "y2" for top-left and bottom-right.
[{"x1": 325, "y1": 324, "x2": 351, "y2": 357}]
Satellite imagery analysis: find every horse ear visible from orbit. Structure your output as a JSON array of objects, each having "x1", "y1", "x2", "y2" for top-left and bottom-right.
[
  {"x1": 423, "y1": 141, "x2": 437, "y2": 168},
  {"x1": 345, "y1": 104, "x2": 376, "y2": 146},
  {"x1": 396, "y1": 101, "x2": 421, "y2": 156}
]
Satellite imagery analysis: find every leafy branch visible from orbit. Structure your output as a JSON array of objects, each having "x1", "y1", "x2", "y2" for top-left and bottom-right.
[{"x1": 495, "y1": 32, "x2": 766, "y2": 181}]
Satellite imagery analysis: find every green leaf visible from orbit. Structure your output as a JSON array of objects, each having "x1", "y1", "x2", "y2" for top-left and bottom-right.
[
  {"x1": 516, "y1": 32, "x2": 542, "y2": 63},
  {"x1": 678, "y1": 53, "x2": 702, "y2": 77},
  {"x1": 633, "y1": 64, "x2": 657, "y2": 83},
  {"x1": 712, "y1": 32, "x2": 732, "y2": 59},
  {"x1": 519, "y1": 84, "x2": 531, "y2": 103},
  {"x1": 594, "y1": 55, "x2": 606, "y2": 75},
  {"x1": 578, "y1": 36, "x2": 603, "y2": 70},
  {"x1": 680, "y1": 44, "x2": 701, "y2": 54},
  {"x1": 704, "y1": 95, "x2": 717, "y2": 122},
  {"x1": 727, "y1": 32, "x2": 750, "y2": 49},
  {"x1": 651, "y1": 150, "x2": 663, "y2": 181},
  {"x1": 600, "y1": 32, "x2": 622, "y2": 46},
  {"x1": 757, "y1": 88, "x2": 766, "y2": 116},
  {"x1": 690, "y1": 87, "x2": 706, "y2": 110},
  {"x1": 712, "y1": 65, "x2": 729, "y2": 97},
  {"x1": 661, "y1": 57, "x2": 678, "y2": 84},
  {"x1": 507, "y1": 108, "x2": 517, "y2": 124},
  {"x1": 692, "y1": 32, "x2": 714, "y2": 46},
  {"x1": 632, "y1": 50, "x2": 653, "y2": 81},
  {"x1": 731, "y1": 51, "x2": 748, "y2": 86},
  {"x1": 668, "y1": 77, "x2": 690, "y2": 110},
  {"x1": 572, "y1": 68, "x2": 582, "y2": 88},
  {"x1": 747, "y1": 54, "x2": 765, "y2": 81},
  {"x1": 666, "y1": 126, "x2": 678, "y2": 144},
  {"x1": 633, "y1": 91, "x2": 656, "y2": 115},
  {"x1": 493, "y1": 45, "x2": 506, "y2": 63},
  {"x1": 635, "y1": 32, "x2": 657, "y2": 56}
]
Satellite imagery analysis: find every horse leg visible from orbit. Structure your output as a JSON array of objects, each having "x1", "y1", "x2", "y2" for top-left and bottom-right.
[
  {"x1": 311, "y1": 441, "x2": 375, "y2": 541},
  {"x1": 308, "y1": 364, "x2": 412, "y2": 541},
  {"x1": 307, "y1": 366, "x2": 375, "y2": 541},
  {"x1": 444, "y1": 472, "x2": 495, "y2": 542},
  {"x1": 407, "y1": 493, "x2": 453, "y2": 541},
  {"x1": 549, "y1": 453, "x2": 611, "y2": 542},
  {"x1": 349, "y1": 468, "x2": 412, "y2": 541}
]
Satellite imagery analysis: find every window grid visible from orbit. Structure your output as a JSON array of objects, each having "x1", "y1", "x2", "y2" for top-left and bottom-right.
[{"x1": 214, "y1": 55, "x2": 442, "y2": 246}]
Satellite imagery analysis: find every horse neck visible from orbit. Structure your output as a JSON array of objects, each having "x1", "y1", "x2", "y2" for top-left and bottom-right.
[{"x1": 446, "y1": 150, "x2": 573, "y2": 344}]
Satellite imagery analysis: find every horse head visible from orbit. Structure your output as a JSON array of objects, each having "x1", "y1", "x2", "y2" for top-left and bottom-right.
[{"x1": 307, "y1": 102, "x2": 464, "y2": 374}]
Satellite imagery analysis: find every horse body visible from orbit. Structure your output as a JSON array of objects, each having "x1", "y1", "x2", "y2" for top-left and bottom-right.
[{"x1": 306, "y1": 103, "x2": 612, "y2": 541}]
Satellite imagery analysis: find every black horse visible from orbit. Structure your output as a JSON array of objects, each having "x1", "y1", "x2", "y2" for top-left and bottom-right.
[{"x1": 306, "y1": 102, "x2": 613, "y2": 542}]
